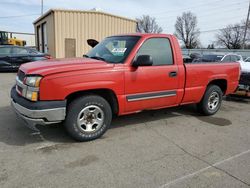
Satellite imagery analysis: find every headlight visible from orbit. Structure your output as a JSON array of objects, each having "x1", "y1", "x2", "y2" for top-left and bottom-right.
[
  {"x1": 20, "y1": 75, "x2": 42, "y2": 101},
  {"x1": 24, "y1": 76, "x2": 42, "y2": 87},
  {"x1": 26, "y1": 90, "x2": 39, "y2": 101}
]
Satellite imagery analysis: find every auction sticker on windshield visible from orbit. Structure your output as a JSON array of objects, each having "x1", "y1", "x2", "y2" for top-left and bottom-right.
[{"x1": 112, "y1": 48, "x2": 127, "y2": 56}]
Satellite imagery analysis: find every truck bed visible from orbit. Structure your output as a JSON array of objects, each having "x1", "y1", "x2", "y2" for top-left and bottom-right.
[{"x1": 181, "y1": 62, "x2": 239, "y2": 104}]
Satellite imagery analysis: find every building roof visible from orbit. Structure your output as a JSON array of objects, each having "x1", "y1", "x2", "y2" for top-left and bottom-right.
[{"x1": 33, "y1": 9, "x2": 136, "y2": 24}]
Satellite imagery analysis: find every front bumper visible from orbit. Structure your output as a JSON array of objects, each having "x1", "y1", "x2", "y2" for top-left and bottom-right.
[{"x1": 11, "y1": 86, "x2": 66, "y2": 131}]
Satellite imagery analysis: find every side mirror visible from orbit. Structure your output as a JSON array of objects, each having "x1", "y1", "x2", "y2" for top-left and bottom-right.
[
  {"x1": 87, "y1": 39, "x2": 99, "y2": 48},
  {"x1": 133, "y1": 55, "x2": 153, "y2": 67}
]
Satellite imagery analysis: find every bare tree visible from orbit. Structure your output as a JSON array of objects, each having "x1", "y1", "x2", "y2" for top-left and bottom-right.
[
  {"x1": 174, "y1": 12, "x2": 200, "y2": 49},
  {"x1": 216, "y1": 24, "x2": 244, "y2": 49},
  {"x1": 136, "y1": 15, "x2": 163, "y2": 33},
  {"x1": 207, "y1": 44, "x2": 215, "y2": 49}
]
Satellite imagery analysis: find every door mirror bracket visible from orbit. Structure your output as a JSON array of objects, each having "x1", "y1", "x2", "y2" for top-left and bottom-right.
[{"x1": 132, "y1": 55, "x2": 153, "y2": 67}]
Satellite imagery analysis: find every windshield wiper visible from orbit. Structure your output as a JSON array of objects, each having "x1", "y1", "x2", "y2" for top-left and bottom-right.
[
  {"x1": 89, "y1": 56, "x2": 106, "y2": 62},
  {"x1": 84, "y1": 55, "x2": 115, "y2": 63}
]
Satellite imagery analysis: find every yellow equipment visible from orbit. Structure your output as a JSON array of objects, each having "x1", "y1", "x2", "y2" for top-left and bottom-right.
[
  {"x1": 8, "y1": 37, "x2": 26, "y2": 46},
  {"x1": 0, "y1": 31, "x2": 26, "y2": 46}
]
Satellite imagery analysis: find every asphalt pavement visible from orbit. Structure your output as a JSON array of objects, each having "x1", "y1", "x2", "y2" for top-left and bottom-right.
[{"x1": 0, "y1": 73, "x2": 249, "y2": 188}]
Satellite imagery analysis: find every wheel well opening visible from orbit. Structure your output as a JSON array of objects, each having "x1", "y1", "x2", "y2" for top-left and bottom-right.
[
  {"x1": 208, "y1": 79, "x2": 227, "y2": 94},
  {"x1": 66, "y1": 89, "x2": 119, "y2": 115}
]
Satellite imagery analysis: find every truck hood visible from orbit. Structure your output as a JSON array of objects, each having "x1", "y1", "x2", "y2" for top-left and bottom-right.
[{"x1": 20, "y1": 57, "x2": 115, "y2": 76}]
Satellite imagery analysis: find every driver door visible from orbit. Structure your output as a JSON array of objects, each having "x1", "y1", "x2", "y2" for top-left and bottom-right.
[{"x1": 124, "y1": 37, "x2": 179, "y2": 112}]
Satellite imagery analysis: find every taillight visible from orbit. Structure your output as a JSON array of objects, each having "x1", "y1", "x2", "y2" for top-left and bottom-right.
[
  {"x1": 239, "y1": 63, "x2": 242, "y2": 79},
  {"x1": 45, "y1": 55, "x2": 52, "y2": 59}
]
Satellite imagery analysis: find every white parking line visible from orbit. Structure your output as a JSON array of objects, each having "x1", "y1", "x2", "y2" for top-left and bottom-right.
[{"x1": 159, "y1": 149, "x2": 250, "y2": 188}]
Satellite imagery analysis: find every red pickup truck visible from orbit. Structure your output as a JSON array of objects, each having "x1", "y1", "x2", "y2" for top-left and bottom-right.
[{"x1": 11, "y1": 34, "x2": 240, "y2": 141}]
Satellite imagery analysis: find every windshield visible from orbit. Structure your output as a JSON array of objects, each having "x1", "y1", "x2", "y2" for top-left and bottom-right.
[
  {"x1": 0, "y1": 32, "x2": 8, "y2": 44},
  {"x1": 87, "y1": 36, "x2": 140, "y2": 63},
  {"x1": 0, "y1": 32, "x2": 8, "y2": 39}
]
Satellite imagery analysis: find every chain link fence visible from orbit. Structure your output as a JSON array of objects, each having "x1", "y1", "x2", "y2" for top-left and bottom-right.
[{"x1": 182, "y1": 49, "x2": 250, "y2": 59}]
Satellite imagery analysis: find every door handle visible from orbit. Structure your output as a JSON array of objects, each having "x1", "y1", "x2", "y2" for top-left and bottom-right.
[{"x1": 169, "y1": 71, "x2": 177, "y2": 77}]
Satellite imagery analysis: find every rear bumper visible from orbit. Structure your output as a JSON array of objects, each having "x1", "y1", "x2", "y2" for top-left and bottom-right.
[
  {"x1": 239, "y1": 72, "x2": 250, "y2": 87},
  {"x1": 238, "y1": 84, "x2": 250, "y2": 91},
  {"x1": 10, "y1": 86, "x2": 66, "y2": 131}
]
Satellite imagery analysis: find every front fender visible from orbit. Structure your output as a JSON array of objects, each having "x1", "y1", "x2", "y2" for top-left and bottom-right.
[
  {"x1": 39, "y1": 71, "x2": 124, "y2": 100},
  {"x1": 62, "y1": 80, "x2": 119, "y2": 98}
]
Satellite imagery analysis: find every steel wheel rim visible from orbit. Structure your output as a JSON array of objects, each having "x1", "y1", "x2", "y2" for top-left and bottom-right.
[
  {"x1": 77, "y1": 105, "x2": 104, "y2": 133},
  {"x1": 208, "y1": 91, "x2": 220, "y2": 110}
]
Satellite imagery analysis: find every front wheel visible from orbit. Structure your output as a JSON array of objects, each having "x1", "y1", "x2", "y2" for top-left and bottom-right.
[
  {"x1": 197, "y1": 85, "x2": 223, "y2": 116},
  {"x1": 64, "y1": 95, "x2": 112, "y2": 141}
]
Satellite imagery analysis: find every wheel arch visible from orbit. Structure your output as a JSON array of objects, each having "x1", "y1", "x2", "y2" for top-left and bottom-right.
[
  {"x1": 65, "y1": 88, "x2": 119, "y2": 115},
  {"x1": 208, "y1": 79, "x2": 227, "y2": 95}
]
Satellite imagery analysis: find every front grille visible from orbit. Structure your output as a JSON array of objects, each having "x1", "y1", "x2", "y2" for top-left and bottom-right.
[
  {"x1": 239, "y1": 72, "x2": 250, "y2": 86},
  {"x1": 17, "y1": 70, "x2": 25, "y2": 82},
  {"x1": 16, "y1": 85, "x2": 23, "y2": 94}
]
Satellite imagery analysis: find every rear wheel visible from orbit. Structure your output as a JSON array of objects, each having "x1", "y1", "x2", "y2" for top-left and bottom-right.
[
  {"x1": 197, "y1": 85, "x2": 223, "y2": 116},
  {"x1": 64, "y1": 95, "x2": 112, "y2": 141}
]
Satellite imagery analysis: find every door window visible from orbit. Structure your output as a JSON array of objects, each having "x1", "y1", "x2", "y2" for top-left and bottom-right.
[
  {"x1": 222, "y1": 55, "x2": 231, "y2": 62},
  {"x1": 12, "y1": 48, "x2": 28, "y2": 55},
  {"x1": 230, "y1": 55, "x2": 236, "y2": 62},
  {"x1": 136, "y1": 38, "x2": 173, "y2": 66}
]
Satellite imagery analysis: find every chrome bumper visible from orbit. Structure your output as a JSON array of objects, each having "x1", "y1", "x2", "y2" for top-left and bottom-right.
[
  {"x1": 11, "y1": 99, "x2": 66, "y2": 131},
  {"x1": 11, "y1": 84, "x2": 66, "y2": 131},
  {"x1": 11, "y1": 98, "x2": 66, "y2": 131}
]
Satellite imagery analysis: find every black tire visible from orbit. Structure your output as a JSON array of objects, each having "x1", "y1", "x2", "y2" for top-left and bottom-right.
[
  {"x1": 197, "y1": 85, "x2": 223, "y2": 116},
  {"x1": 64, "y1": 95, "x2": 112, "y2": 141}
]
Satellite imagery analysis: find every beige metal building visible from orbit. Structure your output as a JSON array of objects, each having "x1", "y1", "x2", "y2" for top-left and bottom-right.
[{"x1": 33, "y1": 9, "x2": 136, "y2": 58}]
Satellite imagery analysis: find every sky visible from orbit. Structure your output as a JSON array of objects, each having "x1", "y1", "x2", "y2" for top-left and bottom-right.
[{"x1": 0, "y1": 0, "x2": 249, "y2": 47}]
